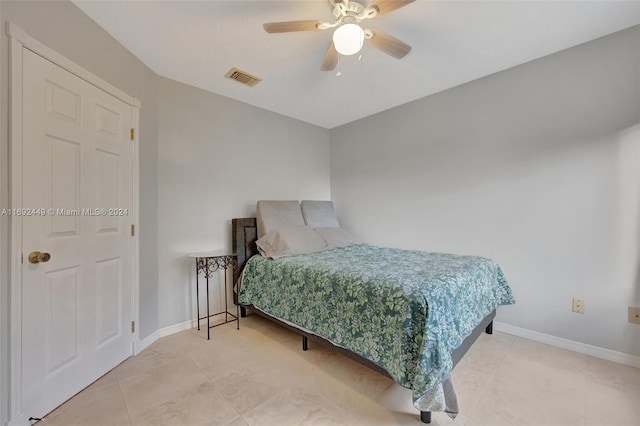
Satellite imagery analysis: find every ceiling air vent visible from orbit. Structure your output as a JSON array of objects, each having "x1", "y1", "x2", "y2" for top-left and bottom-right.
[{"x1": 224, "y1": 67, "x2": 262, "y2": 87}]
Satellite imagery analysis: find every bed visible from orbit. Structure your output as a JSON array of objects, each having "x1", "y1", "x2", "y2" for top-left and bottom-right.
[{"x1": 231, "y1": 202, "x2": 514, "y2": 423}]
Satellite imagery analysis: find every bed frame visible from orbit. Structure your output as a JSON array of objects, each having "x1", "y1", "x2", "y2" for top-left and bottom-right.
[{"x1": 232, "y1": 217, "x2": 495, "y2": 424}]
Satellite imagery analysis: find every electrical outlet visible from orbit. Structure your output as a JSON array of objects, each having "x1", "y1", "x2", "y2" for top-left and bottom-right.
[
  {"x1": 572, "y1": 298, "x2": 585, "y2": 314},
  {"x1": 629, "y1": 307, "x2": 640, "y2": 324}
]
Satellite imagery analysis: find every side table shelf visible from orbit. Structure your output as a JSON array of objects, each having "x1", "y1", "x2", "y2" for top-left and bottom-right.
[{"x1": 190, "y1": 251, "x2": 239, "y2": 339}]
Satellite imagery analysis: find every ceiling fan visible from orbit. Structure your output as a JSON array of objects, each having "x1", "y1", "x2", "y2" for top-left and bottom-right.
[{"x1": 263, "y1": 0, "x2": 415, "y2": 71}]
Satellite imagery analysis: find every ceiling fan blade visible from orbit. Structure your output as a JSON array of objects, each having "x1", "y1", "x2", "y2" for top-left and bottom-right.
[
  {"x1": 321, "y1": 42, "x2": 339, "y2": 71},
  {"x1": 367, "y1": 29, "x2": 411, "y2": 59},
  {"x1": 369, "y1": 0, "x2": 416, "y2": 16},
  {"x1": 263, "y1": 20, "x2": 325, "y2": 33}
]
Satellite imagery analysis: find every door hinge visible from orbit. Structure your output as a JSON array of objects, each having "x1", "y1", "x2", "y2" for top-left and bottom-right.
[
  {"x1": 130, "y1": 128, "x2": 135, "y2": 141},
  {"x1": 130, "y1": 224, "x2": 135, "y2": 237},
  {"x1": 131, "y1": 321, "x2": 135, "y2": 333}
]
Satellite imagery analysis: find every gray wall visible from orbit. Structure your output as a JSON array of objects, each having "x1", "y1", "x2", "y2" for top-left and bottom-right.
[
  {"x1": 330, "y1": 26, "x2": 640, "y2": 356},
  {"x1": 156, "y1": 78, "x2": 330, "y2": 328},
  {"x1": 0, "y1": 0, "x2": 160, "y2": 344}
]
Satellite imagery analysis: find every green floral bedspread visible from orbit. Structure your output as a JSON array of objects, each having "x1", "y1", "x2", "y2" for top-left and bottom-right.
[{"x1": 238, "y1": 244, "x2": 514, "y2": 413}]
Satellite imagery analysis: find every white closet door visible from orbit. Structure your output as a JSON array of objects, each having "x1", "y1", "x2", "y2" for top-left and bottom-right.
[{"x1": 21, "y1": 48, "x2": 134, "y2": 419}]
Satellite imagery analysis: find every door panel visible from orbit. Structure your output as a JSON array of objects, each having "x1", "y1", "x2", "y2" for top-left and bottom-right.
[
  {"x1": 44, "y1": 266, "x2": 81, "y2": 376},
  {"x1": 47, "y1": 135, "x2": 81, "y2": 237},
  {"x1": 95, "y1": 103, "x2": 121, "y2": 138},
  {"x1": 46, "y1": 80, "x2": 81, "y2": 126},
  {"x1": 95, "y1": 150, "x2": 120, "y2": 234},
  {"x1": 95, "y1": 257, "x2": 121, "y2": 347}
]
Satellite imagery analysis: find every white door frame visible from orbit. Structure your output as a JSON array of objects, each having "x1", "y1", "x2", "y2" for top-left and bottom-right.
[{"x1": 7, "y1": 23, "x2": 140, "y2": 426}]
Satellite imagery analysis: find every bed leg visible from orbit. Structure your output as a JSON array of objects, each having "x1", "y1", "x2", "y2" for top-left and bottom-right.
[
  {"x1": 302, "y1": 336, "x2": 308, "y2": 351},
  {"x1": 420, "y1": 411, "x2": 431, "y2": 423},
  {"x1": 485, "y1": 321, "x2": 493, "y2": 335},
  {"x1": 240, "y1": 306, "x2": 247, "y2": 318}
]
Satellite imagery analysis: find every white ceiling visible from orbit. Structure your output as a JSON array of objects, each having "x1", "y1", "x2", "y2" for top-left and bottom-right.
[{"x1": 72, "y1": 0, "x2": 640, "y2": 129}]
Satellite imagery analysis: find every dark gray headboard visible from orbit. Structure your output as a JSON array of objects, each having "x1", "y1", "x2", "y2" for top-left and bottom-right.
[{"x1": 232, "y1": 217, "x2": 258, "y2": 288}]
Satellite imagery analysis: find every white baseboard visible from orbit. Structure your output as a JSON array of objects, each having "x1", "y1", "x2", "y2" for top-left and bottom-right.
[
  {"x1": 158, "y1": 319, "x2": 194, "y2": 338},
  {"x1": 133, "y1": 317, "x2": 233, "y2": 355},
  {"x1": 133, "y1": 320, "x2": 192, "y2": 355},
  {"x1": 494, "y1": 321, "x2": 640, "y2": 369},
  {"x1": 133, "y1": 329, "x2": 160, "y2": 355},
  {"x1": 134, "y1": 317, "x2": 639, "y2": 369}
]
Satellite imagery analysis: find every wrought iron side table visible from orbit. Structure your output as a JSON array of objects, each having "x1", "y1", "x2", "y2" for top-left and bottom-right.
[{"x1": 189, "y1": 251, "x2": 239, "y2": 339}]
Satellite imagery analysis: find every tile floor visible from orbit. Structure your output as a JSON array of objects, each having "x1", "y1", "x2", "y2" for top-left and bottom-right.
[{"x1": 41, "y1": 315, "x2": 639, "y2": 426}]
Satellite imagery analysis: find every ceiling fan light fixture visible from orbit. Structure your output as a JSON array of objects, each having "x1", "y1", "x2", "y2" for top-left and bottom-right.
[{"x1": 332, "y1": 23, "x2": 364, "y2": 56}]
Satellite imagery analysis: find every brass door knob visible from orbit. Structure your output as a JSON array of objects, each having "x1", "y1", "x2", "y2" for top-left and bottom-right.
[{"x1": 28, "y1": 251, "x2": 51, "y2": 264}]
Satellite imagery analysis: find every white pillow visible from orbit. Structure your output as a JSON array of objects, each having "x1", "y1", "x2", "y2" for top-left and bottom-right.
[
  {"x1": 257, "y1": 226, "x2": 328, "y2": 259},
  {"x1": 301, "y1": 200, "x2": 340, "y2": 228},
  {"x1": 315, "y1": 227, "x2": 360, "y2": 249},
  {"x1": 256, "y1": 200, "x2": 305, "y2": 239}
]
